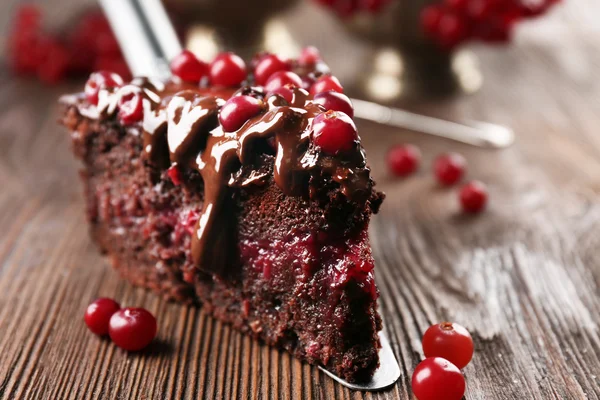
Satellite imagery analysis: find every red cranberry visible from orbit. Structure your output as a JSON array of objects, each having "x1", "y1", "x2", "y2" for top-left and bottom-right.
[
  {"x1": 312, "y1": 91, "x2": 354, "y2": 118},
  {"x1": 85, "y1": 71, "x2": 124, "y2": 105},
  {"x1": 267, "y1": 85, "x2": 295, "y2": 103},
  {"x1": 437, "y1": 13, "x2": 469, "y2": 48},
  {"x1": 445, "y1": 0, "x2": 469, "y2": 10},
  {"x1": 254, "y1": 54, "x2": 290, "y2": 86},
  {"x1": 167, "y1": 165, "x2": 183, "y2": 186},
  {"x1": 412, "y1": 357, "x2": 465, "y2": 400},
  {"x1": 219, "y1": 95, "x2": 265, "y2": 132},
  {"x1": 109, "y1": 308, "x2": 157, "y2": 351},
  {"x1": 433, "y1": 152, "x2": 466, "y2": 186},
  {"x1": 84, "y1": 298, "x2": 121, "y2": 336},
  {"x1": 298, "y1": 46, "x2": 321, "y2": 65},
  {"x1": 93, "y1": 57, "x2": 132, "y2": 82},
  {"x1": 209, "y1": 52, "x2": 247, "y2": 87},
  {"x1": 310, "y1": 75, "x2": 344, "y2": 95},
  {"x1": 312, "y1": 110, "x2": 358, "y2": 154},
  {"x1": 37, "y1": 39, "x2": 70, "y2": 85},
  {"x1": 264, "y1": 71, "x2": 303, "y2": 92},
  {"x1": 118, "y1": 92, "x2": 144, "y2": 125},
  {"x1": 170, "y1": 50, "x2": 209, "y2": 82},
  {"x1": 423, "y1": 322, "x2": 474, "y2": 369},
  {"x1": 460, "y1": 180, "x2": 488, "y2": 213},
  {"x1": 387, "y1": 144, "x2": 421, "y2": 177}
]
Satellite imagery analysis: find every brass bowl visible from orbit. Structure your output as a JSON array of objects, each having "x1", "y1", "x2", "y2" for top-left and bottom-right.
[
  {"x1": 339, "y1": 0, "x2": 482, "y2": 102},
  {"x1": 165, "y1": 0, "x2": 301, "y2": 58}
]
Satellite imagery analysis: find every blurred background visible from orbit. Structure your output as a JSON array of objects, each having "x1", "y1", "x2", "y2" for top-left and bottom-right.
[{"x1": 0, "y1": 0, "x2": 591, "y2": 103}]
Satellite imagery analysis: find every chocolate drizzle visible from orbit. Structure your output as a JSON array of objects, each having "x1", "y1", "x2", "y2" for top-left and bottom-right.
[{"x1": 68, "y1": 79, "x2": 374, "y2": 277}]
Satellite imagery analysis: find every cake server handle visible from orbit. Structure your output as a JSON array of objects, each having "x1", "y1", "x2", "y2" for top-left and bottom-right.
[
  {"x1": 351, "y1": 98, "x2": 515, "y2": 149},
  {"x1": 98, "y1": 0, "x2": 401, "y2": 391}
]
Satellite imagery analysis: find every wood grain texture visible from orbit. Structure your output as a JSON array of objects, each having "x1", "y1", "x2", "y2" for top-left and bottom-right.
[{"x1": 1, "y1": 1, "x2": 599, "y2": 399}]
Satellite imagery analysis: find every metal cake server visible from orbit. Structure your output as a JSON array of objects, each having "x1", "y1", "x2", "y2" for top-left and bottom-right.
[{"x1": 98, "y1": 0, "x2": 400, "y2": 391}]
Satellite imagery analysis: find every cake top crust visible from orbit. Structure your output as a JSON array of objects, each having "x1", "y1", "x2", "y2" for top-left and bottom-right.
[{"x1": 61, "y1": 49, "x2": 379, "y2": 275}]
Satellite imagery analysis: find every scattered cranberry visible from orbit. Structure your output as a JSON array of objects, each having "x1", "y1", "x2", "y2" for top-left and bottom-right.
[
  {"x1": 118, "y1": 91, "x2": 144, "y2": 125},
  {"x1": 170, "y1": 50, "x2": 209, "y2": 83},
  {"x1": 312, "y1": 110, "x2": 358, "y2": 154},
  {"x1": 85, "y1": 71, "x2": 123, "y2": 105},
  {"x1": 298, "y1": 46, "x2": 321, "y2": 65},
  {"x1": 310, "y1": 75, "x2": 344, "y2": 95},
  {"x1": 267, "y1": 85, "x2": 295, "y2": 103},
  {"x1": 254, "y1": 54, "x2": 290, "y2": 86},
  {"x1": 412, "y1": 357, "x2": 466, "y2": 400},
  {"x1": 37, "y1": 39, "x2": 70, "y2": 84},
  {"x1": 422, "y1": 322, "x2": 474, "y2": 369},
  {"x1": 167, "y1": 165, "x2": 183, "y2": 186},
  {"x1": 219, "y1": 95, "x2": 265, "y2": 132},
  {"x1": 312, "y1": 91, "x2": 354, "y2": 118},
  {"x1": 460, "y1": 180, "x2": 488, "y2": 213},
  {"x1": 420, "y1": 5, "x2": 444, "y2": 36},
  {"x1": 387, "y1": 144, "x2": 421, "y2": 177},
  {"x1": 433, "y1": 152, "x2": 466, "y2": 186},
  {"x1": 109, "y1": 308, "x2": 157, "y2": 351},
  {"x1": 264, "y1": 71, "x2": 303, "y2": 92},
  {"x1": 209, "y1": 52, "x2": 247, "y2": 87},
  {"x1": 84, "y1": 298, "x2": 121, "y2": 336}
]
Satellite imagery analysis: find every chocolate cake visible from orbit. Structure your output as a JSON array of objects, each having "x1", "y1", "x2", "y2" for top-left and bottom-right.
[{"x1": 60, "y1": 50, "x2": 384, "y2": 382}]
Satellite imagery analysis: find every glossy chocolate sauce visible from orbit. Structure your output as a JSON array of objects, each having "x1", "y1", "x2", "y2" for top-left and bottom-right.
[{"x1": 66, "y1": 76, "x2": 374, "y2": 277}]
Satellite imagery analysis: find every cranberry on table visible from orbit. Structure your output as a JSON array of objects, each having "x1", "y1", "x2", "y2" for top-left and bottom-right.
[
  {"x1": 84, "y1": 71, "x2": 124, "y2": 105},
  {"x1": 84, "y1": 298, "x2": 121, "y2": 336},
  {"x1": 312, "y1": 110, "x2": 358, "y2": 154},
  {"x1": 298, "y1": 46, "x2": 321, "y2": 66},
  {"x1": 109, "y1": 307, "x2": 157, "y2": 351},
  {"x1": 254, "y1": 54, "x2": 290, "y2": 86},
  {"x1": 209, "y1": 52, "x2": 247, "y2": 87},
  {"x1": 434, "y1": 152, "x2": 466, "y2": 186},
  {"x1": 170, "y1": 50, "x2": 209, "y2": 83},
  {"x1": 264, "y1": 71, "x2": 303, "y2": 92},
  {"x1": 460, "y1": 180, "x2": 488, "y2": 213},
  {"x1": 312, "y1": 91, "x2": 354, "y2": 118},
  {"x1": 420, "y1": 5, "x2": 444, "y2": 36},
  {"x1": 387, "y1": 144, "x2": 421, "y2": 177},
  {"x1": 423, "y1": 322, "x2": 474, "y2": 369},
  {"x1": 412, "y1": 357, "x2": 466, "y2": 400},
  {"x1": 167, "y1": 165, "x2": 182, "y2": 186},
  {"x1": 310, "y1": 75, "x2": 344, "y2": 95},
  {"x1": 219, "y1": 95, "x2": 265, "y2": 132},
  {"x1": 118, "y1": 91, "x2": 144, "y2": 125}
]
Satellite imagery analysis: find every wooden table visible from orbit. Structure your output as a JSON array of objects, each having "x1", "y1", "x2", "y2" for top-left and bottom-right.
[{"x1": 1, "y1": 1, "x2": 599, "y2": 399}]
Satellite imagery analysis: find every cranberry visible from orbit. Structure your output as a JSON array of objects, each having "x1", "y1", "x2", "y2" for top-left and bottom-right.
[
  {"x1": 37, "y1": 39, "x2": 70, "y2": 85},
  {"x1": 445, "y1": 0, "x2": 469, "y2": 10},
  {"x1": 254, "y1": 54, "x2": 290, "y2": 86},
  {"x1": 170, "y1": 50, "x2": 209, "y2": 82},
  {"x1": 460, "y1": 180, "x2": 488, "y2": 213},
  {"x1": 84, "y1": 298, "x2": 121, "y2": 336},
  {"x1": 219, "y1": 95, "x2": 265, "y2": 132},
  {"x1": 264, "y1": 71, "x2": 303, "y2": 92},
  {"x1": 433, "y1": 152, "x2": 466, "y2": 186},
  {"x1": 437, "y1": 13, "x2": 469, "y2": 48},
  {"x1": 421, "y1": 5, "x2": 444, "y2": 36},
  {"x1": 298, "y1": 46, "x2": 321, "y2": 65},
  {"x1": 209, "y1": 52, "x2": 247, "y2": 87},
  {"x1": 412, "y1": 357, "x2": 465, "y2": 400},
  {"x1": 267, "y1": 85, "x2": 295, "y2": 103},
  {"x1": 387, "y1": 144, "x2": 421, "y2": 177},
  {"x1": 167, "y1": 165, "x2": 183, "y2": 186},
  {"x1": 312, "y1": 110, "x2": 358, "y2": 154},
  {"x1": 312, "y1": 91, "x2": 354, "y2": 118},
  {"x1": 310, "y1": 75, "x2": 344, "y2": 95},
  {"x1": 118, "y1": 91, "x2": 144, "y2": 125},
  {"x1": 109, "y1": 308, "x2": 157, "y2": 351},
  {"x1": 85, "y1": 71, "x2": 124, "y2": 105},
  {"x1": 422, "y1": 322, "x2": 474, "y2": 369}
]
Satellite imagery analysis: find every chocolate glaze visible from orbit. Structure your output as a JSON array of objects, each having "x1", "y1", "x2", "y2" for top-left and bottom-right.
[{"x1": 64, "y1": 76, "x2": 374, "y2": 278}]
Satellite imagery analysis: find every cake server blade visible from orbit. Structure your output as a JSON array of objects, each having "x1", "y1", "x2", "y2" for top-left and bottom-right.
[{"x1": 98, "y1": 0, "x2": 401, "y2": 391}]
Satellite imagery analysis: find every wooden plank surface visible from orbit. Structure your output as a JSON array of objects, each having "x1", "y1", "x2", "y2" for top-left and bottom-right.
[{"x1": 1, "y1": 1, "x2": 599, "y2": 399}]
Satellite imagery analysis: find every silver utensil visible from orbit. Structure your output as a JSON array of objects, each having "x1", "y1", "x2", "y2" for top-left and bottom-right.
[
  {"x1": 352, "y1": 98, "x2": 515, "y2": 148},
  {"x1": 98, "y1": 0, "x2": 401, "y2": 391}
]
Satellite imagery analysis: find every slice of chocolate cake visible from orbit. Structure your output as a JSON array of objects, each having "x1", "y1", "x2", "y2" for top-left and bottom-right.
[{"x1": 60, "y1": 50, "x2": 384, "y2": 382}]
